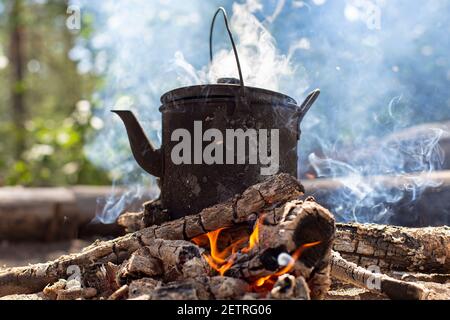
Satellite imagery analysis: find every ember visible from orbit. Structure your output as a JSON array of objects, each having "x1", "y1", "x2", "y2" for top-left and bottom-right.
[{"x1": 252, "y1": 241, "x2": 321, "y2": 290}]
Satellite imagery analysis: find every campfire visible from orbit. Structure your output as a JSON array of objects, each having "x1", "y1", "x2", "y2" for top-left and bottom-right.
[
  {"x1": 0, "y1": 174, "x2": 448, "y2": 300},
  {"x1": 191, "y1": 215, "x2": 322, "y2": 292}
]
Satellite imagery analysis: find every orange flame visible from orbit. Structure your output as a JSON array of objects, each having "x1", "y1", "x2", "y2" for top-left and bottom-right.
[
  {"x1": 241, "y1": 217, "x2": 261, "y2": 254},
  {"x1": 252, "y1": 241, "x2": 322, "y2": 288},
  {"x1": 192, "y1": 216, "x2": 321, "y2": 291},
  {"x1": 192, "y1": 217, "x2": 263, "y2": 276}
]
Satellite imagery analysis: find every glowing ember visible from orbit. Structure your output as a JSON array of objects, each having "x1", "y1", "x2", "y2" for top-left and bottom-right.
[
  {"x1": 191, "y1": 216, "x2": 321, "y2": 291},
  {"x1": 252, "y1": 241, "x2": 322, "y2": 289}
]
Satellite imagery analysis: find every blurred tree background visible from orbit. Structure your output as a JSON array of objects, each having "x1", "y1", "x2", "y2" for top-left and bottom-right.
[{"x1": 0, "y1": 0, "x2": 109, "y2": 186}]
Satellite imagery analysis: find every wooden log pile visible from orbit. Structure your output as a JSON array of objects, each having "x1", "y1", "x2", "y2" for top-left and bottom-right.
[{"x1": 0, "y1": 173, "x2": 449, "y2": 300}]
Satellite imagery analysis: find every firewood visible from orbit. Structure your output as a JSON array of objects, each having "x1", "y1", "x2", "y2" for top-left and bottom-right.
[
  {"x1": 267, "y1": 274, "x2": 310, "y2": 300},
  {"x1": 118, "y1": 199, "x2": 170, "y2": 232},
  {"x1": 117, "y1": 212, "x2": 146, "y2": 233},
  {"x1": 118, "y1": 240, "x2": 211, "y2": 283},
  {"x1": 307, "y1": 264, "x2": 332, "y2": 299},
  {"x1": 43, "y1": 278, "x2": 97, "y2": 300},
  {"x1": 0, "y1": 293, "x2": 47, "y2": 300},
  {"x1": 295, "y1": 276, "x2": 312, "y2": 300},
  {"x1": 42, "y1": 279, "x2": 67, "y2": 300},
  {"x1": 84, "y1": 262, "x2": 120, "y2": 296},
  {"x1": 150, "y1": 281, "x2": 202, "y2": 300},
  {"x1": 117, "y1": 247, "x2": 164, "y2": 281},
  {"x1": 334, "y1": 223, "x2": 450, "y2": 273},
  {"x1": 129, "y1": 276, "x2": 249, "y2": 300},
  {"x1": 208, "y1": 276, "x2": 250, "y2": 300},
  {"x1": 0, "y1": 173, "x2": 302, "y2": 297},
  {"x1": 108, "y1": 285, "x2": 129, "y2": 300},
  {"x1": 140, "y1": 173, "x2": 303, "y2": 241},
  {"x1": 224, "y1": 198, "x2": 335, "y2": 299},
  {"x1": 395, "y1": 272, "x2": 450, "y2": 284},
  {"x1": 331, "y1": 251, "x2": 429, "y2": 300},
  {"x1": 128, "y1": 278, "x2": 160, "y2": 299}
]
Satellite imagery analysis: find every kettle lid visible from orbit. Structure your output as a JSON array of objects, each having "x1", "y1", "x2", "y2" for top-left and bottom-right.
[{"x1": 160, "y1": 81, "x2": 297, "y2": 107}]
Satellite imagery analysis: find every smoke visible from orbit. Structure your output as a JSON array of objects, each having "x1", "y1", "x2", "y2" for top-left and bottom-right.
[
  {"x1": 308, "y1": 126, "x2": 445, "y2": 223},
  {"x1": 70, "y1": 0, "x2": 450, "y2": 224}
]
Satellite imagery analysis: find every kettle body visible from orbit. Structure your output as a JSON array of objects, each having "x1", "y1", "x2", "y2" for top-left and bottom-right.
[{"x1": 113, "y1": 84, "x2": 319, "y2": 218}]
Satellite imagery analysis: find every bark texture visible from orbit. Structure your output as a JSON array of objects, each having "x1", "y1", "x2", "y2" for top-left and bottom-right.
[
  {"x1": 331, "y1": 251, "x2": 429, "y2": 300},
  {"x1": 334, "y1": 223, "x2": 450, "y2": 273}
]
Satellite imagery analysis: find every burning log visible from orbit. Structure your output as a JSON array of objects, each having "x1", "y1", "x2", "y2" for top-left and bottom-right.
[
  {"x1": 117, "y1": 198, "x2": 335, "y2": 299},
  {"x1": 331, "y1": 251, "x2": 429, "y2": 300},
  {"x1": 0, "y1": 173, "x2": 303, "y2": 297},
  {"x1": 334, "y1": 223, "x2": 450, "y2": 273},
  {"x1": 194, "y1": 198, "x2": 336, "y2": 299}
]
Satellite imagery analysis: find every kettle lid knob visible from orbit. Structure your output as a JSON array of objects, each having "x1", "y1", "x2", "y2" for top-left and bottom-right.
[{"x1": 217, "y1": 77, "x2": 241, "y2": 85}]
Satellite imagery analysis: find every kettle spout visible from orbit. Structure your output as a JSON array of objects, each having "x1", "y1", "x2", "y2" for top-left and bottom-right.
[
  {"x1": 297, "y1": 89, "x2": 321, "y2": 123},
  {"x1": 112, "y1": 110, "x2": 162, "y2": 177}
]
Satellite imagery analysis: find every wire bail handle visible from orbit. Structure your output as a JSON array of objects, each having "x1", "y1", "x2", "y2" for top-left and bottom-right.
[{"x1": 209, "y1": 7, "x2": 246, "y2": 98}]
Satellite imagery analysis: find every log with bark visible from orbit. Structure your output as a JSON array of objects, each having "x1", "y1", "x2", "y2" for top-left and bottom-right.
[
  {"x1": 117, "y1": 239, "x2": 211, "y2": 284},
  {"x1": 127, "y1": 276, "x2": 250, "y2": 300},
  {"x1": 118, "y1": 199, "x2": 169, "y2": 233},
  {"x1": 330, "y1": 251, "x2": 430, "y2": 300},
  {"x1": 0, "y1": 173, "x2": 303, "y2": 297},
  {"x1": 334, "y1": 223, "x2": 450, "y2": 273}
]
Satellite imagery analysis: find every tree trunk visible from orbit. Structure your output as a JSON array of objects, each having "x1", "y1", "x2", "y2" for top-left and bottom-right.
[{"x1": 9, "y1": 0, "x2": 27, "y2": 157}]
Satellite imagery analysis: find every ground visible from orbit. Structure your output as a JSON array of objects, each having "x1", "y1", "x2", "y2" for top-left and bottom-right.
[{"x1": 0, "y1": 240, "x2": 91, "y2": 269}]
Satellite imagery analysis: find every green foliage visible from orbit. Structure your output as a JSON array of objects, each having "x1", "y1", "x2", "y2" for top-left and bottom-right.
[{"x1": 0, "y1": 0, "x2": 110, "y2": 186}]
